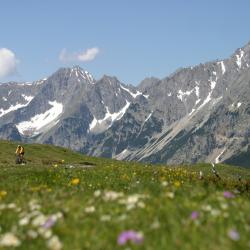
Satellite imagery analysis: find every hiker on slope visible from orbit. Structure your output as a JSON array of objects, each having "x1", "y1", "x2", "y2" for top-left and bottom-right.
[{"x1": 15, "y1": 145, "x2": 25, "y2": 164}]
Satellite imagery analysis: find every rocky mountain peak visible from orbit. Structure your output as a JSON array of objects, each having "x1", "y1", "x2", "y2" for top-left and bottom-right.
[
  {"x1": 0, "y1": 41, "x2": 250, "y2": 167},
  {"x1": 50, "y1": 66, "x2": 95, "y2": 86}
]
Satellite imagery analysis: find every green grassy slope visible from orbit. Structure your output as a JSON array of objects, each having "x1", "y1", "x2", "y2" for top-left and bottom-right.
[{"x1": 0, "y1": 140, "x2": 250, "y2": 250}]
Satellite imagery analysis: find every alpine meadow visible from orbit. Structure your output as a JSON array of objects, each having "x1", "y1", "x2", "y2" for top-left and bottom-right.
[
  {"x1": 1, "y1": 1, "x2": 250, "y2": 250},
  {"x1": 0, "y1": 140, "x2": 250, "y2": 249}
]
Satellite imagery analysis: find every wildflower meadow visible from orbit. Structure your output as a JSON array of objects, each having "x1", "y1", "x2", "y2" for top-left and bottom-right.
[{"x1": 0, "y1": 140, "x2": 249, "y2": 250}]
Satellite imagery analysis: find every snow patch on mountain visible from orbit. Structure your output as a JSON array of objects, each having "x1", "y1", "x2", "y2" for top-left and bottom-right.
[
  {"x1": 218, "y1": 61, "x2": 226, "y2": 75},
  {"x1": 236, "y1": 50, "x2": 244, "y2": 68},
  {"x1": 120, "y1": 84, "x2": 143, "y2": 98},
  {"x1": 195, "y1": 85, "x2": 200, "y2": 97},
  {"x1": 35, "y1": 78, "x2": 47, "y2": 85},
  {"x1": 70, "y1": 67, "x2": 95, "y2": 84},
  {"x1": 0, "y1": 96, "x2": 34, "y2": 118},
  {"x1": 89, "y1": 101, "x2": 130, "y2": 132},
  {"x1": 177, "y1": 89, "x2": 193, "y2": 101},
  {"x1": 21, "y1": 95, "x2": 34, "y2": 103},
  {"x1": 16, "y1": 101, "x2": 63, "y2": 136},
  {"x1": 215, "y1": 148, "x2": 226, "y2": 163},
  {"x1": 0, "y1": 104, "x2": 28, "y2": 118},
  {"x1": 145, "y1": 112, "x2": 153, "y2": 122},
  {"x1": 197, "y1": 78, "x2": 217, "y2": 110}
]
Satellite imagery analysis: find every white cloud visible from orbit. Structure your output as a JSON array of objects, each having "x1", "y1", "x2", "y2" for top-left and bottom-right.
[
  {"x1": 77, "y1": 48, "x2": 99, "y2": 61},
  {"x1": 0, "y1": 48, "x2": 18, "y2": 78},
  {"x1": 59, "y1": 47, "x2": 100, "y2": 63}
]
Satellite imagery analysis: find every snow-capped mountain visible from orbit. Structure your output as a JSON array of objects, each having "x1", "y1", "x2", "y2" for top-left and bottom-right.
[{"x1": 0, "y1": 42, "x2": 250, "y2": 167}]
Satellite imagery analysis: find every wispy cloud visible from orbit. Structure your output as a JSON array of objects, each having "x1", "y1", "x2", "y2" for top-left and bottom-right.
[
  {"x1": 59, "y1": 47, "x2": 100, "y2": 63},
  {"x1": 0, "y1": 48, "x2": 19, "y2": 79}
]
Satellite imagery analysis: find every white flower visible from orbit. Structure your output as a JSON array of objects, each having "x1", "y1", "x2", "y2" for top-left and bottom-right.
[
  {"x1": 126, "y1": 203, "x2": 136, "y2": 210},
  {"x1": 161, "y1": 181, "x2": 169, "y2": 187},
  {"x1": 47, "y1": 236, "x2": 62, "y2": 250},
  {"x1": 7, "y1": 203, "x2": 17, "y2": 209},
  {"x1": 32, "y1": 214, "x2": 47, "y2": 227},
  {"x1": 211, "y1": 209, "x2": 221, "y2": 217},
  {"x1": 85, "y1": 206, "x2": 95, "y2": 213},
  {"x1": 103, "y1": 191, "x2": 123, "y2": 201},
  {"x1": 150, "y1": 220, "x2": 160, "y2": 229},
  {"x1": 54, "y1": 212, "x2": 63, "y2": 219},
  {"x1": 166, "y1": 192, "x2": 174, "y2": 199},
  {"x1": 127, "y1": 195, "x2": 139, "y2": 204},
  {"x1": 100, "y1": 215, "x2": 111, "y2": 222},
  {"x1": 0, "y1": 204, "x2": 6, "y2": 210},
  {"x1": 19, "y1": 216, "x2": 30, "y2": 226},
  {"x1": 94, "y1": 190, "x2": 101, "y2": 197},
  {"x1": 38, "y1": 228, "x2": 52, "y2": 239},
  {"x1": 201, "y1": 204, "x2": 212, "y2": 212},
  {"x1": 27, "y1": 230, "x2": 38, "y2": 239},
  {"x1": 29, "y1": 200, "x2": 41, "y2": 211},
  {"x1": 117, "y1": 214, "x2": 127, "y2": 221},
  {"x1": 220, "y1": 203, "x2": 228, "y2": 210},
  {"x1": 138, "y1": 202, "x2": 145, "y2": 208},
  {"x1": 0, "y1": 233, "x2": 21, "y2": 247}
]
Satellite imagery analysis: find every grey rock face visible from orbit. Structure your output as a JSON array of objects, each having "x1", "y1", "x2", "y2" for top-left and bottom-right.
[
  {"x1": 0, "y1": 123, "x2": 22, "y2": 141},
  {"x1": 0, "y1": 42, "x2": 250, "y2": 167}
]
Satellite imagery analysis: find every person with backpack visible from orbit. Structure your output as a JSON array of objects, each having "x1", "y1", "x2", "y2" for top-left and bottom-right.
[{"x1": 15, "y1": 145, "x2": 25, "y2": 164}]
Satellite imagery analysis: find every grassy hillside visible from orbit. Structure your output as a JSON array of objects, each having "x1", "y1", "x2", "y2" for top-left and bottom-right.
[{"x1": 0, "y1": 140, "x2": 250, "y2": 250}]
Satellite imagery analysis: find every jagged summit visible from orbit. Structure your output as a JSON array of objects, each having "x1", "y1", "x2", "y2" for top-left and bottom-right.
[{"x1": 51, "y1": 66, "x2": 95, "y2": 85}]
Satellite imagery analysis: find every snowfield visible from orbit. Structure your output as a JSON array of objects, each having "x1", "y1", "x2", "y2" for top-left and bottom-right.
[{"x1": 16, "y1": 101, "x2": 63, "y2": 136}]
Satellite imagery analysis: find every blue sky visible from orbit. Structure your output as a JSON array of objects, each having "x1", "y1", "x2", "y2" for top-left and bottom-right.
[{"x1": 1, "y1": 0, "x2": 250, "y2": 85}]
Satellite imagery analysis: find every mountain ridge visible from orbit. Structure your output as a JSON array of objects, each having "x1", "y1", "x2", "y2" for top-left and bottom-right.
[{"x1": 0, "y1": 41, "x2": 250, "y2": 167}]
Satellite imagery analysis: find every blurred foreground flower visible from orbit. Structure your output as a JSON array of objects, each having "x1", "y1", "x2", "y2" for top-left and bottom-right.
[
  {"x1": 0, "y1": 190, "x2": 7, "y2": 199},
  {"x1": 166, "y1": 192, "x2": 174, "y2": 199},
  {"x1": 174, "y1": 181, "x2": 181, "y2": 188},
  {"x1": 47, "y1": 235, "x2": 62, "y2": 250},
  {"x1": 228, "y1": 229, "x2": 240, "y2": 241},
  {"x1": 85, "y1": 206, "x2": 95, "y2": 213},
  {"x1": 191, "y1": 211, "x2": 199, "y2": 220},
  {"x1": 103, "y1": 190, "x2": 123, "y2": 201},
  {"x1": 71, "y1": 178, "x2": 80, "y2": 185},
  {"x1": 0, "y1": 233, "x2": 21, "y2": 247},
  {"x1": 223, "y1": 191, "x2": 235, "y2": 199},
  {"x1": 94, "y1": 190, "x2": 101, "y2": 197},
  {"x1": 118, "y1": 230, "x2": 144, "y2": 245},
  {"x1": 43, "y1": 217, "x2": 56, "y2": 229}
]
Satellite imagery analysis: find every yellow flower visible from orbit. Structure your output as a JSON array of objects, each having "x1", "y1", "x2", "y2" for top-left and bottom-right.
[
  {"x1": 174, "y1": 181, "x2": 181, "y2": 188},
  {"x1": 61, "y1": 160, "x2": 65, "y2": 163},
  {"x1": 71, "y1": 178, "x2": 80, "y2": 185},
  {"x1": 0, "y1": 190, "x2": 7, "y2": 198},
  {"x1": 53, "y1": 164, "x2": 58, "y2": 168}
]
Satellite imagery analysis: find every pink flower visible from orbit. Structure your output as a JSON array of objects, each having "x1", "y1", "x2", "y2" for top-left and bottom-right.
[
  {"x1": 117, "y1": 230, "x2": 144, "y2": 245},
  {"x1": 43, "y1": 217, "x2": 56, "y2": 229},
  {"x1": 191, "y1": 211, "x2": 199, "y2": 220},
  {"x1": 223, "y1": 191, "x2": 235, "y2": 199},
  {"x1": 228, "y1": 229, "x2": 240, "y2": 241}
]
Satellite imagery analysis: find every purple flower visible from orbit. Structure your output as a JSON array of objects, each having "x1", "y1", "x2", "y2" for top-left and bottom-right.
[
  {"x1": 43, "y1": 217, "x2": 56, "y2": 229},
  {"x1": 228, "y1": 229, "x2": 240, "y2": 241},
  {"x1": 191, "y1": 211, "x2": 199, "y2": 220},
  {"x1": 117, "y1": 230, "x2": 144, "y2": 245},
  {"x1": 223, "y1": 191, "x2": 235, "y2": 199}
]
